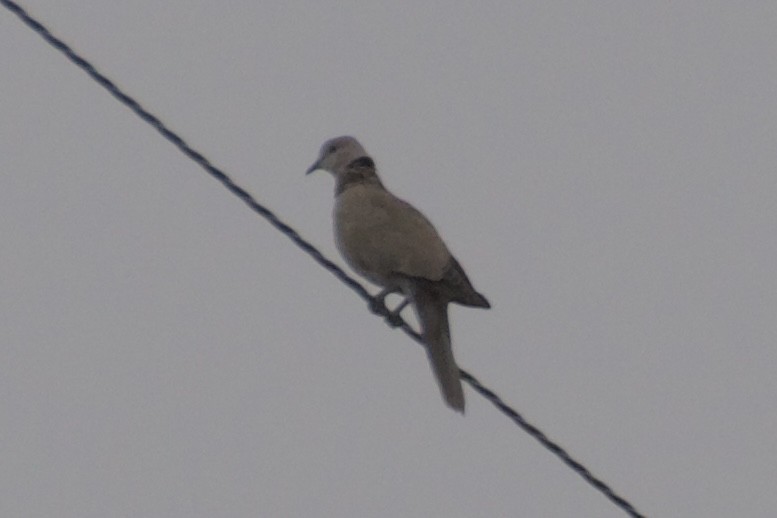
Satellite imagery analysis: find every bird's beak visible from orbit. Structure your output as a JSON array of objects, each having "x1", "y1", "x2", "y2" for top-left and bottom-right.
[{"x1": 305, "y1": 161, "x2": 320, "y2": 175}]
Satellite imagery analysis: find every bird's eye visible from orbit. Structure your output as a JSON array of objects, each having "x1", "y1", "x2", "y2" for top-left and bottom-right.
[{"x1": 328, "y1": 144, "x2": 337, "y2": 154}]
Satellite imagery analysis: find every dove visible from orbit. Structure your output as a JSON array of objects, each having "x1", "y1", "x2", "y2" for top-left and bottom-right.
[{"x1": 307, "y1": 136, "x2": 490, "y2": 412}]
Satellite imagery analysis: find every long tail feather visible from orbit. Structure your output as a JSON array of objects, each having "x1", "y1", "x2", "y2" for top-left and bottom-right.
[{"x1": 412, "y1": 288, "x2": 465, "y2": 412}]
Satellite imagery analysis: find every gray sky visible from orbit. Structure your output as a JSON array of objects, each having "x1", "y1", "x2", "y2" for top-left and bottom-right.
[{"x1": 2, "y1": 2, "x2": 776, "y2": 517}]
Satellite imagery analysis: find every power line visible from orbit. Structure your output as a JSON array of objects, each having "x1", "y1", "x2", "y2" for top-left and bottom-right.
[{"x1": 2, "y1": 2, "x2": 646, "y2": 516}]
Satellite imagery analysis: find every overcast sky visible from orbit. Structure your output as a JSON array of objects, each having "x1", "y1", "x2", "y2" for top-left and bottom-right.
[{"x1": 2, "y1": 2, "x2": 776, "y2": 517}]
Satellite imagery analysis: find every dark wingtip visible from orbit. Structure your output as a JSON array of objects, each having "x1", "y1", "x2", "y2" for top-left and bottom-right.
[
  {"x1": 471, "y1": 292, "x2": 491, "y2": 309},
  {"x1": 478, "y1": 296, "x2": 491, "y2": 309}
]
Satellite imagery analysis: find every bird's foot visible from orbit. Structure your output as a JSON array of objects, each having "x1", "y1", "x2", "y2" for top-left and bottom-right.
[
  {"x1": 368, "y1": 287, "x2": 396, "y2": 314},
  {"x1": 384, "y1": 298, "x2": 410, "y2": 328},
  {"x1": 368, "y1": 287, "x2": 408, "y2": 327},
  {"x1": 368, "y1": 296, "x2": 389, "y2": 316}
]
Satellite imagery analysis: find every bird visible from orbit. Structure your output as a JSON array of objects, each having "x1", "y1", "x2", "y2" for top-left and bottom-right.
[{"x1": 306, "y1": 136, "x2": 490, "y2": 412}]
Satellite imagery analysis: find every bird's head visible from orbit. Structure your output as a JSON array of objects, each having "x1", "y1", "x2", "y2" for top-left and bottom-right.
[{"x1": 306, "y1": 136, "x2": 368, "y2": 176}]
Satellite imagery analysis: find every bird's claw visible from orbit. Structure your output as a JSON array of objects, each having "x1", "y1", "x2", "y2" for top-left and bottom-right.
[
  {"x1": 368, "y1": 290, "x2": 409, "y2": 327},
  {"x1": 384, "y1": 298, "x2": 410, "y2": 327},
  {"x1": 385, "y1": 311, "x2": 405, "y2": 328},
  {"x1": 368, "y1": 287, "x2": 396, "y2": 315},
  {"x1": 368, "y1": 296, "x2": 389, "y2": 315}
]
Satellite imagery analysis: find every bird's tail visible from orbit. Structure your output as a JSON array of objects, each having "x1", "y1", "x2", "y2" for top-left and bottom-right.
[{"x1": 412, "y1": 288, "x2": 465, "y2": 412}]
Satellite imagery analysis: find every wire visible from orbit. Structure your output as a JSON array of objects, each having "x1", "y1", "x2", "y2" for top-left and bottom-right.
[{"x1": 2, "y1": 2, "x2": 646, "y2": 516}]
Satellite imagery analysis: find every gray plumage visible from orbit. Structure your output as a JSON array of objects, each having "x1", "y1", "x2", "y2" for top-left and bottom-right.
[{"x1": 307, "y1": 136, "x2": 490, "y2": 412}]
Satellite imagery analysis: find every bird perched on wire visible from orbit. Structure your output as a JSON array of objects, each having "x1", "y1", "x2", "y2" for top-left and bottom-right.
[{"x1": 306, "y1": 136, "x2": 490, "y2": 412}]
